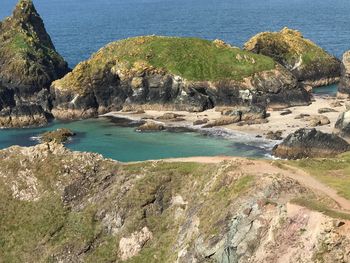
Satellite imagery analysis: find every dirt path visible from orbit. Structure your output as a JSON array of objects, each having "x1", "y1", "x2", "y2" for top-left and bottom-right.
[{"x1": 159, "y1": 156, "x2": 350, "y2": 212}]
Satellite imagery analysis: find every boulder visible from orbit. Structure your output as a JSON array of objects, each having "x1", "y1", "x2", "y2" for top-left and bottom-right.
[
  {"x1": 136, "y1": 121, "x2": 165, "y2": 132},
  {"x1": 203, "y1": 116, "x2": 241, "y2": 128},
  {"x1": 0, "y1": 0, "x2": 70, "y2": 128},
  {"x1": 273, "y1": 128, "x2": 350, "y2": 159},
  {"x1": 338, "y1": 51, "x2": 350, "y2": 98},
  {"x1": 244, "y1": 27, "x2": 341, "y2": 87},
  {"x1": 335, "y1": 104, "x2": 350, "y2": 138},
  {"x1": 51, "y1": 36, "x2": 311, "y2": 121}
]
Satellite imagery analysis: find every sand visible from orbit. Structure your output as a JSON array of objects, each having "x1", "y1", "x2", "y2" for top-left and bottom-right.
[{"x1": 102, "y1": 95, "x2": 349, "y2": 141}]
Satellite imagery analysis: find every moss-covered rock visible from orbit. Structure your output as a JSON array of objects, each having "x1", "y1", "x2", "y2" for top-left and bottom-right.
[
  {"x1": 244, "y1": 27, "x2": 341, "y2": 87},
  {"x1": 40, "y1": 128, "x2": 76, "y2": 143},
  {"x1": 0, "y1": 0, "x2": 69, "y2": 128},
  {"x1": 51, "y1": 36, "x2": 310, "y2": 120}
]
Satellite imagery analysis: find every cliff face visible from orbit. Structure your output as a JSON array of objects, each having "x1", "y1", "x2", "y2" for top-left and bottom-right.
[
  {"x1": 338, "y1": 51, "x2": 350, "y2": 98},
  {"x1": 0, "y1": 0, "x2": 69, "y2": 127},
  {"x1": 51, "y1": 36, "x2": 310, "y2": 120},
  {"x1": 244, "y1": 28, "x2": 341, "y2": 87},
  {"x1": 0, "y1": 143, "x2": 349, "y2": 262}
]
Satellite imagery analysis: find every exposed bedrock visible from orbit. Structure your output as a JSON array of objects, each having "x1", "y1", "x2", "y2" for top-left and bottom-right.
[{"x1": 338, "y1": 51, "x2": 350, "y2": 98}]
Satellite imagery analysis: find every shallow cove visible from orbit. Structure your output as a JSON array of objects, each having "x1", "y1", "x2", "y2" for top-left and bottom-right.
[{"x1": 0, "y1": 118, "x2": 272, "y2": 162}]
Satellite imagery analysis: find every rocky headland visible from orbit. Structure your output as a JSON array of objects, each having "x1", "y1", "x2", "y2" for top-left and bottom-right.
[
  {"x1": 0, "y1": 142, "x2": 350, "y2": 262},
  {"x1": 244, "y1": 27, "x2": 341, "y2": 88},
  {"x1": 0, "y1": 0, "x2": 69, "y2": 128}
]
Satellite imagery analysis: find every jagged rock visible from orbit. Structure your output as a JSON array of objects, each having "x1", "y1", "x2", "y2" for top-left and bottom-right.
[
  {"x1": 335, "y1": 109, "x2": 350, "y2": 138},
  {"x1": 136, "y1": 121, "x2": 165, "y2": 132},
  {"x1": 40, "y1": 128, "x2": 76, "y2": 143},
  {"x1": 266, "y1": 130, "x2": 283, "y2": 140},
  {"x1": 338, "y1": 51, "x2": 350, "y2": 98},
  {"x1": 0, "y1": 0, "x2": 69, "y2": 128},
  {"x1": 51, "y1": 36, "x2": 310, "y2": 120},
  {"x1": 273, "y1": 128, "x2": 350, "y2": 159},
  {"x1": 244, "y1": 27, "x2": 341, "y2": 87},
  {"x1": 219, "y1": 104, "x2": 267, "y2": 121},
  {"x1": 119, "y1": 227, "x2": 153, "y2": 261}
]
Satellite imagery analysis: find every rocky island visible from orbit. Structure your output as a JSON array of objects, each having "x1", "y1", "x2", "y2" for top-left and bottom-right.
[
  {"x1": 0, "y1": 0, "x2": 69, "y2": 128},
  {"x1": 244, "y1": 28, "x2": 341, "y2": 88},
  {"x1": 50, "y1": 36, "x2": 310, "y2": 120}
]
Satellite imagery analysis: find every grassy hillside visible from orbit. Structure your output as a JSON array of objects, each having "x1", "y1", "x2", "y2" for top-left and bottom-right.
[
  {"x1": 244, "y1": 27, "x2": 338, "y2": 71},
  {"x1": 54, "y1": 36, "x2": 276, "y2": 91}
]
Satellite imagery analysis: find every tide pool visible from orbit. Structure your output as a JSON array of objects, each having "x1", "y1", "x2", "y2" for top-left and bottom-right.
[{"x1": 0, "y1": 118, "x2": 272, "y2": 162}]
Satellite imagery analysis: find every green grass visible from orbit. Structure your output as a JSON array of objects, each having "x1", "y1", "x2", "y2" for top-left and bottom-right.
[
  {"x1": 244, "y1": 28, "x2": 337, "y2": 69},
  {"x1": 289, "y1": 152, "x2": 350, "y2": 200},
  {"x1": 292, "y1": 197, "x2": 350, "y2": 221},
  {"x1": 56, "y1": 36, "x2": 276, "y2": 91}
]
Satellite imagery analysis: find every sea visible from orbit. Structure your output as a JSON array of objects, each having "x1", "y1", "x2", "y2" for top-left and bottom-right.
[{"x1": 0, "y1": 0, "x2": 348, "y2": 161}]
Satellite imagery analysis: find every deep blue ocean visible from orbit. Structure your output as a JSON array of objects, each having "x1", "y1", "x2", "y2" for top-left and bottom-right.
[
  {"x1": 1, "y1": 0, "x2": 349, "y2": 67},
  {"x1": 0, "y1": 0, "x2": 349, "y2": 161}
]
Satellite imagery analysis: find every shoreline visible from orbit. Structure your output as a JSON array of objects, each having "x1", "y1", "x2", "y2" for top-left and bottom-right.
[{"x1": 102, "y1": 95, "x2": 349, "y2": 144}]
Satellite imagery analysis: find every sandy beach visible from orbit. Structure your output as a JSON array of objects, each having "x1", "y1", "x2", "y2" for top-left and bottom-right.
[{"x1": 102, "y1": 95, "x2": 349, "y2": 141}]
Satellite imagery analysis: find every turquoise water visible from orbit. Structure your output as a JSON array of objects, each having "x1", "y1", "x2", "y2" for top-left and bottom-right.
[
  {"x1": 0, "y1": 118, "x2": 271, "y2": 162},
  {"x1": 313, "y1": 84, "x2": 338, "y2": 96}
]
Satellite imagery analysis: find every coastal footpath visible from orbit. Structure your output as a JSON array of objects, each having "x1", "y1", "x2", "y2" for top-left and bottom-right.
[{"x1": 0, "y1": 142, "x2": 350, "y2": 262}]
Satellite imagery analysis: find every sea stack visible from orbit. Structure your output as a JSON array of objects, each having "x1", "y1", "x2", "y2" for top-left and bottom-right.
[
  {"x1": 338, "y1": 51, "x2": 350, "y2": 98},
  {"x1": 244, "y1": 27, "x2": 341, "y2": 88},
  {"x1": 0, "y1": 0, "x2": 69, "y2": 128}
]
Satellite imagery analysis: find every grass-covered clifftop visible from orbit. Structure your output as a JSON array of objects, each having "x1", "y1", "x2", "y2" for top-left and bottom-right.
[
  {"x1": 244, "y1": 27, "x2": 340, "y2": 83},
  {"x1": 0, "y1": 143, "x2": 349, "y2": 262},
  {"x1": 0, "y1": 0, "x2": 69, "y2": 87},
  {"x1": 54, "y1": 36, "x2": 276, "y2": 91}
]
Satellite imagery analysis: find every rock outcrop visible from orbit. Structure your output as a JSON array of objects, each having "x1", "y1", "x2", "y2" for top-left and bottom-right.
[
  {"x1": 40, "y1": 128, "x2": 76, "y2": 143},
  {"x1": 244, "y1": 27, "x2": 341, "y2": 87},
  {"x1": 51, "y1": 36, "x2": 310, "y2": 120},
  {"x1": 0, "y1": 143, "x2": 349, "y2": 262},
  {"x1": 335, "y1": 103, "x2": 350, "y2": 138},
  {"x1": 338, "y1": 51, "x2": 350, "y2": 98},
  {"x1": 273, "y1": 128, "x2": 350, "y2": 159},
  {"x1": 0, "y1": 0, "x2": 69, "y2": 128}
]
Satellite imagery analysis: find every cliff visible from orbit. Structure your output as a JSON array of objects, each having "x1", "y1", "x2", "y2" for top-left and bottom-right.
[
  {"x1": 244, "y1": 27, "x2": 341, "y2": 87},
  {"x1": 0, "y1": 143, "x2": 349, "y2": 262},
  {"x1": 338, "y1": 51, "x2": 350, "y2": 98},
  {"x1": 51, "y1": 36, "x2": 310, "y2": 120},
  {"x1": 0, "y1": 0, "x2": 69, "y2": 127}
]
